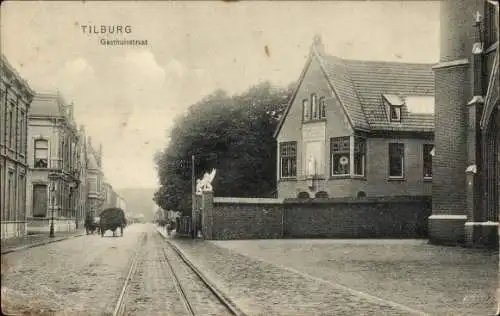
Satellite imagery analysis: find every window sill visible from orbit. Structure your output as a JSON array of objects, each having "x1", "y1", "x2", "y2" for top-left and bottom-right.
[
  {"x1": 279, "y1": 177, "x2": 297, "y2": 182},
  {"x1": 423, "y1": 177, "x2": 433, "y2": 182},
  {"x1": 388, "y1": 177, "x2": 406, "y2": 181},
  {"x1": 302, "y1": 118, "x2": 326, "y2": 124},
  {"x1": 329, "y1": 175, "x2": 367, "y2": 180},
  {"x1": 329, "y1": 175, "x2": 351, "y2": 180}
]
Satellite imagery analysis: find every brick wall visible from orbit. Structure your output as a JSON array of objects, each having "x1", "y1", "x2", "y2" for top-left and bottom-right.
[
  {"x1": 202, "y1": 194, "x2": 431, "y2": 240},
  {"x1": 207, "y1": 197, "x2": 284, "y2": 240},
  {"x1": 432, "y1": 64, "x2": 469, "y2": 215},
  {"x1": 284, "y1": 196, "x2": 431, "y2": 238}
]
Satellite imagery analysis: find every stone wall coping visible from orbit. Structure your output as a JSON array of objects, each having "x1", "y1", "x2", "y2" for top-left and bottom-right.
[
  {"x1": 213, "y1": 197, "x2": 285, "y2": 205},
  {"x1": 212, "y1": 195, "x2": 430, "y2": 206},
  {"x1": 464, "y1": 221, "x2": 499, "y2": 226},
  {"x1": 428, "y1": 214, "x2": 467, "y2": 220},
  {"x1": 284, "y1": 195, "x2": 431, "y2": 205}
]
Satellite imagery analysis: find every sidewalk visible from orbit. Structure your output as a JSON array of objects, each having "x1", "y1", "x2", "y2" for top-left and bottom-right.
[{"x1": 1, "y1": 229, "x2": 86, "y2": 254}]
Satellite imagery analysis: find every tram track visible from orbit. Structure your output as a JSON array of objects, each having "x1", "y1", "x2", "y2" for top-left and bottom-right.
[
  {"x1": 111, "y1": 228, "x2": 244, "y2": 316},
  {"x1": 161, "y1": 236, "x2": 245, "y2": 316},
  {"x1": 111, "y1": 231, "x2": 147, "y2": 316}
]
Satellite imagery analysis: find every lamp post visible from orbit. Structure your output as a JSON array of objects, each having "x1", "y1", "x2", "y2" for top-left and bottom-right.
[{"x1": 49, "y1": 182, "x2": 56, "y2": 238}]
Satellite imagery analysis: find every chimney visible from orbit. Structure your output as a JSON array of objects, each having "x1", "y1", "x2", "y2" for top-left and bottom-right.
[{"x1": 312, "y1": 34, "x2": 325, "y2": 55}]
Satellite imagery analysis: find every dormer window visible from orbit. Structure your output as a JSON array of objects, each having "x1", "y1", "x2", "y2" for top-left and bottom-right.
[
  {"x1": 390, "y1": 106, "x2": 401, "y2": 122},
  {"x1": 383, "y1": 94, "x2": 404, "y2": 123}
]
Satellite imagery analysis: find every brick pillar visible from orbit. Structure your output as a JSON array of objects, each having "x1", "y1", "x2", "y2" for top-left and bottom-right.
[
  {"x1": 428, "y1": 0, "x2": 480, "y2": 245},
  {"x1": 201, "y1": 190, "x2": 214, "y2": 239}
]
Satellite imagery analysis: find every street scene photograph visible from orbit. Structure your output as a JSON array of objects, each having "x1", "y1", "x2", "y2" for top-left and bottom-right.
[{"x1": 1, "y1": 0, "x2": 499, "y2": 315}]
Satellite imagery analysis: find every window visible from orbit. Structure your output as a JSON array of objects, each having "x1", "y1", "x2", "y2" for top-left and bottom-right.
[
  {"x1": 390, "y1": 106, "x2": 401, "y2": 122},
  {"x1": 354, "y1": 137, "x2": 366, "y2": 176},
  {"x1": 8, "y1": 110, "x2": 13, "y2": 148},
  {"x1": 389, "y1": 143, "x2": 405, "y2": 178},
  {"x1": 485, "y1": 0, "x2": 499, "y2": 49},
  {"x1": 331, "y1": 137, "x2": 350, "y2": 176},
  {"x1": 280, "y1": 142, "x2": 297, "y2": 178},
  {"x1": 7, "y1": 171, "x2": 14, "y2": 220},
  {"x1": 303, "y1": 94, "x2": 326, "y2": 121},
  {"x1": 423, "y1": 144, "x2": 433, "y2": 180},
  {"x1": 20, "y1": 112, "x2": 25, "y2": 153},
  {"x1": 383, "y1": 94, "x2": 403, "y2": 123},
  {"x1": 34, "y1": 139, "x2": 49, "y2": 168},
  {"x1": 33, "y1": 184, "x2": 48, "y2": 217},
  {"x1": 303, "y1": 99, "x2": 310, "y2": 121},
  {"x1": 311, "y1": 94, "x2": 318, "y2": 119},
  {"x1": 319, "y1": 97, "x2": 326, "y2": 119}
]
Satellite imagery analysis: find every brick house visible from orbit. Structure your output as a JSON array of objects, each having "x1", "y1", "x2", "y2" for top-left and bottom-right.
[
  {"x1": 274, "y1": 36, "x2": 435, "y2": 199},
  {"x1": 0, "y1": 55, "x2": 34, "y2": 239},
  {"x1": 428, "y1": 0, "x2": 499, "y2": 248}
]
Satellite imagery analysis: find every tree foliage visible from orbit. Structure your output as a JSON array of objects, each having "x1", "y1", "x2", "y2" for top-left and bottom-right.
[{"x1": 153, "y1": 81, "x2": 294, "y2": 215}]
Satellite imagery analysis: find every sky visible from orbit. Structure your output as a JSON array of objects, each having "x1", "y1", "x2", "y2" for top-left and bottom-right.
[{"x1": 1, "y1": 1, "x2": 440, "y2": 190}]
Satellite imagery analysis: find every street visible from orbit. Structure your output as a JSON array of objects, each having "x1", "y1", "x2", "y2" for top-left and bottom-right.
[
  {"x1": 2, "y1": 224, "x2": 498, "y2": 315},
  {"x1": 1, "y1": 223, "x2": 238, "y2": 316}
]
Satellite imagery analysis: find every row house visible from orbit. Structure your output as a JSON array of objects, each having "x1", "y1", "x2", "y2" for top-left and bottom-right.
[
  {"x1": 26, "y1": 92, "x2": 84, "y2": 233},
  {"x1": 429, "y1": 0, "x2": 499, "y2": 249},
  {"x1": 86, "y1": 138, "x2": 105, "y2": 219},
  {"x1": 0, "y1": 55, "x2": 34, "y2": 239},
  {"x1": 274, "y1": 36, "x2": 434, "y2": 200},
  {"x1": 102, "y1": 178, "x2": 118, "y2": 209}
]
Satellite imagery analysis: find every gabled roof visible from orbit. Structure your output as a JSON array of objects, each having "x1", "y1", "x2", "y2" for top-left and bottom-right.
[
  {"x1": 340, "y1": 58, "x2": 434, "y2": 132},
  {"x1": 274, "y1": 43, "x2": 435, "y2": 138}
]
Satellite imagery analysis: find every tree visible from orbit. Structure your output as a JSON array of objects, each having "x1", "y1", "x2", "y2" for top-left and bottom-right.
[{"x1": 153, "y1": 81, "x2": 294, "y2": 215}]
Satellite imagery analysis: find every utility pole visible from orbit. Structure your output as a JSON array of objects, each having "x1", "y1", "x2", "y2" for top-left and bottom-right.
[{"x1": 191, "y1": 154, "x2": 196, "y2": 239}]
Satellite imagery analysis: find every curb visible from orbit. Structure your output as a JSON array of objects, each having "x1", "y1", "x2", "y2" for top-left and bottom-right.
[
  {"x1": 156, "y1": 227, "x2": 248, "y2": 316},
  {"x1": 1, "y1": 233, "x2": 86, "y2": 255}
]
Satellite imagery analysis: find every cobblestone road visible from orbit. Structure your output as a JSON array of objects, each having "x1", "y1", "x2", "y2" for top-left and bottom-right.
[
  {"x1": 172, "y1": 238, "x2": 425, "y2": 316},
  {"x1": 215, "y1": 239, "x2": 499, "y2": 316},
  {"x1": 1, "y1": 224, "x2": 147, "y2": 315}
]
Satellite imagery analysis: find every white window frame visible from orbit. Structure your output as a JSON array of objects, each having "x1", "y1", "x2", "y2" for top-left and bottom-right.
[
  {"x1": 279, "y1": 141, "x2": 297, "y2": 179},
  {"x1": 330, "y1": 136, "x2": 350, "y2": 176},
  {"x1": 390, "y1": 106, "x2": 402, "y2": 122}
]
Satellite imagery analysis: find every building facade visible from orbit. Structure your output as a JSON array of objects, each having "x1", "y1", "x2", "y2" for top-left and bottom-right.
[
  {"x1": 86, "y1": 139, "x2": 105, "y2": 218},
  {"x1": 0, "y1": 56, "x2": 34, "y2": 239},
  {"x1": 75, "y1": 125, "x2": 88, "y2": 228},
  {"x1": 428, "y1": 0, "x2": 499, "y2": 249},
  {"x1": 274, "y1": 37, "x2": 435, "y2": 199},
  {"x1": 26, "y1": 93, "x2": 82, "y2": 233}
]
